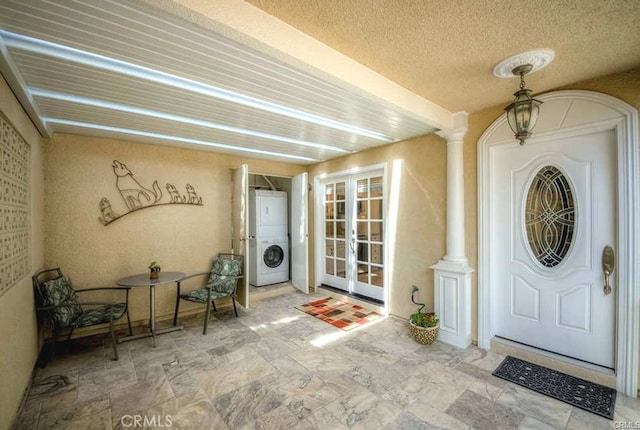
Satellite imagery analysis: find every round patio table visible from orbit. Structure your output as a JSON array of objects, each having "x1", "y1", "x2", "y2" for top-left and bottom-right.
[{"x1": 116, "y1": 271, "x2": 185, "y2": 347}]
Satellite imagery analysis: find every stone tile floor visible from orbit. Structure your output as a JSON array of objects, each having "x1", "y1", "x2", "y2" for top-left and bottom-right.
[{"x1": 12, "y1": 291, "x2": 640, "y2": 429}]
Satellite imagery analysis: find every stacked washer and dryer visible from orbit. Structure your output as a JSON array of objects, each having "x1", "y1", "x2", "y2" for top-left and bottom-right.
[{"x1": 249, "y1": 190, "x2": 289, "y2": 286}]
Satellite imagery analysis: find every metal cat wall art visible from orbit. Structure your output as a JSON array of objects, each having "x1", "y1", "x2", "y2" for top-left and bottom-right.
[{"x1": 99, "y1": 160, "x2": 203, "y2": 226}]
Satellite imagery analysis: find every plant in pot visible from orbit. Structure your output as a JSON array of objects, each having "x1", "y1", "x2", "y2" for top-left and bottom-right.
[
  {"x1": 409, "y1": 285, "x2": 439, "y2": 345},
  {"x1": 149, "y1": 261, "x2": 161, "y2": 280}
]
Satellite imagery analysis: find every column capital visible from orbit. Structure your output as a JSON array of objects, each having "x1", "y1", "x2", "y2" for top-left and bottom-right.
[
  {"x1": 436, "y1": 127, "x2": 467, "y2": 144},
  {"x1": 436, "y1": 111, "x2": 468, "y2": 143}
]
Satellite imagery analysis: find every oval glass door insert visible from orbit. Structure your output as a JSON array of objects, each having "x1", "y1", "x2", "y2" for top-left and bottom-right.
[{"x1": 525, "y1": 165, "x2": 575, "y2": 268}]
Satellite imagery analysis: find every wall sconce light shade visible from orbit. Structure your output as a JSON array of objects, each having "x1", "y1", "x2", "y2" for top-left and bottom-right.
[{"x1": 503, "y1": 64, "x2": 543, "y2": 145}]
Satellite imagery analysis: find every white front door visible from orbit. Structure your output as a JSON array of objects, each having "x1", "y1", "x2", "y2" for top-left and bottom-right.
[
  {"x1": 492, "y1": 129, "x2": 616, "y2": 368},
  {"x1": 319, "y1": 169, "x2": 385, "y2": 302}
]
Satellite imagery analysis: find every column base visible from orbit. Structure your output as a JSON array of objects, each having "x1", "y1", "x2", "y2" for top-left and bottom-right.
[{"x1": 431, "y1": 260, "x2": 474, "y2": 349}]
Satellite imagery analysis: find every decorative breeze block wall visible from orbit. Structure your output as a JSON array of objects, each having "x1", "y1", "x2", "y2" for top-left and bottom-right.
[{"x1": 0, "y1": 113, "x2": 30, "y2": 297}]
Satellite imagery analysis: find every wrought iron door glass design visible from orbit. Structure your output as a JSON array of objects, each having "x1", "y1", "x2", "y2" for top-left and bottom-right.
[{"x1": 525, "y1": 165, "x2": 575, "y2": 268}]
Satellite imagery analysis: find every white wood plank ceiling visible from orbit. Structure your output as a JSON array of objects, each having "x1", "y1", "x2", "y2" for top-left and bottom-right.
[{"x1": 0, "y1": 0, "x2": 441, "y2": 164}]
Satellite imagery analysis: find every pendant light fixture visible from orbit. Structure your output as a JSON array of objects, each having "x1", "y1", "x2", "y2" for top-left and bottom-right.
[
  {"x1": 493, "y1": 50, "x2": 555, "y2": 146},
  {"x1": 504, "y1": 64, "x2": 542, "y2": 145}
]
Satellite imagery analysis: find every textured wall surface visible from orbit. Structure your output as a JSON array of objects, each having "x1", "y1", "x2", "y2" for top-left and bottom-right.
[
  {"x1": 44, "y1": 133, "x2": 304, "y2": 325},
  {"x1": 0, "y1": 76, "x2": 44, "y2": 430},
  {"x1": 307, "y1": 133, "x2": 447, "y2": 320}
]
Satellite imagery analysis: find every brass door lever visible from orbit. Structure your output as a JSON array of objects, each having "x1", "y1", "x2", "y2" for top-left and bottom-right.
[{"x1": 602, "y1": 245, "x2": 615, "y2": 295}]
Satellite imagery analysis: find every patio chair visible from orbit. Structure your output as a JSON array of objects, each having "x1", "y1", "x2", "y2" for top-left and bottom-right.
[
  {"x1": 33, "y1": 268, "x2": 132, "y2": 361},
  {"x1": 173, "y1": 253, "x2": 244, "y2": 334}
]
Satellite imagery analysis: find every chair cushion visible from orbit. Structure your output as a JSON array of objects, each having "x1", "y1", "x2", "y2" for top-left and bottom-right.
[
  {"x1": 207, "y1": 257, "x2": 242, "y2": 295},
  {"x1": 208, "y1": 277, "x2": 238, "y2": 295},
  {"x1": 76, "y1": 303, "x2": 127, "y2": 327},
  {"x1": 211, "y1": 257, "x2": 242, "y2": 277},
  {"x1": 180, "y1": 288, "x2": 232, "y2": 303},
  {"x1": 40, "y1": 276, "x2": 82, "y2": 328}
]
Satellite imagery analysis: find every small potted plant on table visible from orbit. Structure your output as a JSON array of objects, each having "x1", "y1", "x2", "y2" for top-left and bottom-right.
[
  {"x1": 149, "y1": 261, "x2": 161, "y2": 280},
  {"x1": 409, "y1": 285, "x2": 439, "y2": 345}
]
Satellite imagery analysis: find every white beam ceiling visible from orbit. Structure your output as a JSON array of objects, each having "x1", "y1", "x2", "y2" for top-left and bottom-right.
[{"x1": 0, "y1": 0, "x2": 452, "y2": 164}]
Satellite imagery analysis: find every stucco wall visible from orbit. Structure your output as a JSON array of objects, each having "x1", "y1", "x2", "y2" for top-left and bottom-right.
[
  {"x1": 44, "y1": 133, "x2": 304, "y2": 325},
  {"x1": 307, "y1": 133, "x2": 447, "y2": 319},
  {"x1": 0, "y1": 77, "x2": 45, "y2": 429}
]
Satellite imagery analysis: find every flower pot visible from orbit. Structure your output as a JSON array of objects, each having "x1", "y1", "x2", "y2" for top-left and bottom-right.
[
  {"x1": 408, "y1": 320, "x2": 439, "y2": 345},
  {"x1": 150, "y1": 267, "x2": 161, "y2": 280}
]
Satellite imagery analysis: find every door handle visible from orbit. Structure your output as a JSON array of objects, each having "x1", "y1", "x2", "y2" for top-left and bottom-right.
[
  {"x1": 350, "y1": 230, "x2": 356, "y2": 253},
  {"x1": 602, "y1": 245, "x2": 615, "y2": 295}
]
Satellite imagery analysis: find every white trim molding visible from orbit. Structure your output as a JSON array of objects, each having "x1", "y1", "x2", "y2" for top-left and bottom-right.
[{"x1": 478, "y1": 90, "x2": 639, "y2": 396}]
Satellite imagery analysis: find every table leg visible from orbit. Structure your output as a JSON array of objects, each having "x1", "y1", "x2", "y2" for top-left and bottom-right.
[
  {"x1": 150, "y1": 285, "x2": 156, "y2": 347},
  {"x1": 117, "y1": 278, "x2": 184, "y2": 345}
]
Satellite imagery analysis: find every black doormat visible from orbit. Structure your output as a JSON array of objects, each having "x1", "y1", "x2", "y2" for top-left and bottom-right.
[{"x1": 492, "y1": 356, "x2": 616, "y2": 420}]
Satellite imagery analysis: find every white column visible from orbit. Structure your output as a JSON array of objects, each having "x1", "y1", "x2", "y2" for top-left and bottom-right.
[
  {"x1": 431, "y1": 112, "x2": 474, "y2": 349},
  {"x1": 439, "y1": 126, "x2": 468, "y2": 264}
]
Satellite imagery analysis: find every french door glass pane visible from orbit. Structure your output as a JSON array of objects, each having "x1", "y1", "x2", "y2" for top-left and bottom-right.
[
  {"x1": 371, "y1": 244, "x2": 383, "y2": 264},
  {"x1": 357, "y1": 242, "x2": 368, "y2": 262},
  {"x1": 325, "y1": 184, "x2": 335, "y2": 201},
  {"x1": 371, "y1": 266, "x2": 383, "y2": 287},
  {"x1": 336, "y1": 240, "x2": 346, "y2": 258},
  {"x1": 325, "y1": 258, "x2": 334, "y2": 275},
  {"x1": 337, "y1": 202, "x2": 346, "y2": 219},
  {"x1": 336, "y1": 182, "x2": 346, "y2": 200},
  {"x1": 326, "y1": 221, "x2": 334, "y2": 237},
  {"x1": 325, "y1": 239, "x2": 334, "y2": 257},
  {"x1": 336, "y1": 221, "x2": 346, "y2": 238},
  {"x1": 357, "y1": 221, "x2": 368, "y2": 238},
  {"x1": 336, "y1": 260, "x2": 346, "y2": 278},
  {"x1": 357, "y1": 178, "x2": 368, "y2": 198},
  {"x1": 325, "y1": 203, "x2": 334, "y2": 220},
  {"x1": 357, "y1": 264, "x2": 369, "y2": 283},
  {"x1": 370, "y1": 199, "x2": 383, "y2": 219},
  {"x1": 370, "y1": 176, "x2": 383, "y2": 197},
  {"x1": 371, "y1": 222, "x2": 382, "y2": 241},
  {"x1": 357, "y1": 200, "x2": 368, "y2": 218}
]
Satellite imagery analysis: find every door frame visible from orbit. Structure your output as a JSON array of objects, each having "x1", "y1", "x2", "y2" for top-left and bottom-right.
[
  {"x1": 291, "y1": 172, "x2": 309, "y2": 293},
  {"x1": 313, "y1": 163, "x2": 389, "y2": 305},
  {"x1": 232, "y1": 164, "x2": 249, "y2": 309},
  {"x1": 478, "y1": 90, "x2": 639, "y2": 396}
]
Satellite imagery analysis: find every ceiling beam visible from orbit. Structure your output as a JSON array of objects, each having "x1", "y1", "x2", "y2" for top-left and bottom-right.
[
  {"x1": 0, "y1": 33, "x2": 50, "y2": 137},
  {"x1": 141, "y1": 0, "x2": 454, "y2": 132}
]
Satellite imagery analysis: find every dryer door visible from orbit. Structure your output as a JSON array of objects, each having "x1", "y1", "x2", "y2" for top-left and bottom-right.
[{"x1": 263, "y1": 244, "x2": 284, "y2": 269}]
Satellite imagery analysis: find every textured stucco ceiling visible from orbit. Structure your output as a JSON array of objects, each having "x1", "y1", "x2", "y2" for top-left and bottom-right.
[{"x1": 246, "y1": 0, "x2": 640, "y2": 113}]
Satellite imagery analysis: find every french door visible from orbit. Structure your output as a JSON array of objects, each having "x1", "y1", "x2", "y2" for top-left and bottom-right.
[{"x1": 321, "y1": 169, "x2": 385, "y2": 301}]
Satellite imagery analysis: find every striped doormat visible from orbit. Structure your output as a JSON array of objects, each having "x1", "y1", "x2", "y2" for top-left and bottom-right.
[
  {"x1": 492, "y1": 355, "x2": 616, "y2": 420},
  {"x1": 295, "y1": 297, "x2": 382, "y2": 331}
]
